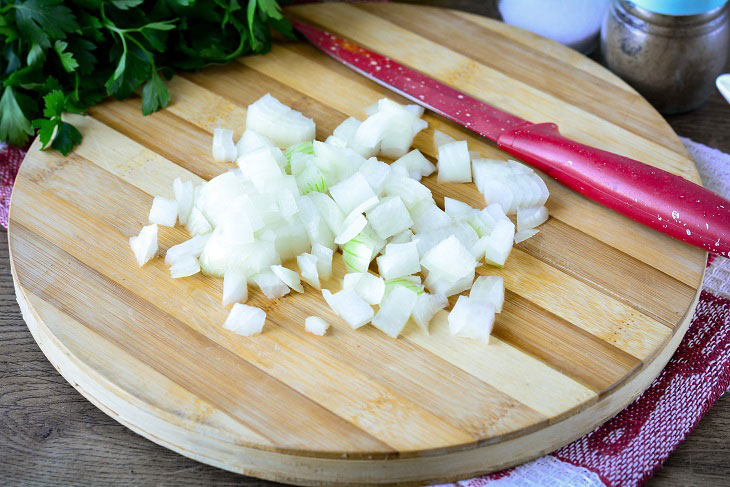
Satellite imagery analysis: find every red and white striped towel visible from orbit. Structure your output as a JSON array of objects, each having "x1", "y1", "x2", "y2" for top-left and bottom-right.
[{"x1": 2, "y1": 138, "x2": 729, "y2": 486}]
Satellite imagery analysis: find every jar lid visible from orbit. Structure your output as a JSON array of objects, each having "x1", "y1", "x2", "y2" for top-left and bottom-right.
[{"x1": 631, "y1": 0, "x2": 727, "y2": 15}]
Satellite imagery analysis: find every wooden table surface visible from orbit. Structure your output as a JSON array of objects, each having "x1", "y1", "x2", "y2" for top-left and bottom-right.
[{"x1": 1, "y1": 2, "x2": 729, "y2": 485}]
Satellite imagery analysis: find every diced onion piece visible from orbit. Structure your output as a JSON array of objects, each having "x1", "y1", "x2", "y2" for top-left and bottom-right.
[
  {"x1": 170, "y1": 255, "x2": 200, "y2": 278},
  {"x1": 195, "y1": 172, "x2": 249, "y2": 227},
  {"x1": 404, "y1": 104, "x2": 425, "y2": 118},
  {"x1": 335, "y1": 117, "x2": 378, "y2": 158},
  {"x1": 253, "y1": 269, "x2": 290, "y2": 299},
  {"x1": 424, "y1": 269, "x2": 475, "y2": 297},
  {"x1": 443, "y1": 197, "x2": 473, "y2": 221},
  {"x1": 467, "y1": 209, "x2": 496, "y2": 237},
  {"x1": 409, "y1": 199, "x2": 452, "y2": 234},
  {"x1": 223, "y1": 269, "x2": 248, "y2": 305},
  {"x1": 342, "y1": 272, "x2": 385, "y2": 305},
  {"x1": 237, "y1": 146, "x2": 284, "y2": 191},
  {"x1": 129, "y1": 224, "x2": 158, "y2": 267},
  {"x1": 384, "y1": 276, "x2": 424, "y2": 296},
  {"x1": 226, "y1": 240, "x2": 281, "y2": 278},
  {"x1": 312, "y1": 243, "x2": 334, "y2": 281},
  {"x1": 224, "y1": 303, "x2": 266, "y2": 336},
  {"x1": 342, "y1": 234, "x2": 374, "y2": 273},
  {"x1": 358, "y1": 157, "x2": 391, "y2": 195},
  {"x1": 277, "y1": 190, "x2": 299, "y2": 220},
  {"x1": 290, "y1": 151, "x2": 315, "y2": 177},
  {"x1": 433, "y1": 129, "x2": 456, "y2": 148},
  {"x1": 470, "y1": 276, "x2": 504, "y2": 312},
  {"x1": 284, "y1": 141, "x2": 314, "y2": 169},
  {"x1": 246, "y1": 94, "x2": 315, "y2": 148},
  {"x1": 451, "y1": 221, "x2": 480, "y2": 250},
  {"x1": 448, "y1": 296, "x2": 495, "y2": 344},
  {"x1": 353, "y1": 98, "x2": 416, "y2": 152},
  {"x1": 198, "y1": 228, "x2": 227, "y2": 277},
  {"x1": 388, "y1": 228, "x2": 413, "y2": 244},
  {"x1": 305, "y1": 316, "x2": 330, "y2": 336},
  {"x1": 297, "y1": 252, "x2": 321, "y2": 290},
  {"x1": 173, "y1": 178, "x2": 194, "y2": 225},
  {"x1": 236, "y1": 129, "x2": 272, "y2": 156},
  {"x1": 383, "y1": 173, "x2": 432, "y2": 209},
  {"x1": 470, "y1": 235, "x2": 490, "y2": 260},
  {"x1": 165, "y1": 234, "x2": 211, "y2": 265},
  {"x1": 515, "y1": 229, "x2": 540, "y2": 243},
  {"x1": 421, "y1": 235, "x2": 477, "y2": 281},
  {"x1": 438, "y1": 141, "x2": 472, "y2": 183},
  {"x1": 517, "y1": 205, "x2": 549, "y2": 231},
  {"x1": 313, "y1": 141, "x2": 364, "y2": 184},
  {"x1": 297, "y1": 196, "x2": 335, "y2": 250},
  {"x1": 371, "y1": 286, "x2": 418, "y2": 338},
  {"x1": 412, "y1": 226, "x2": 457, "y2": 257},
  {"x1": 271, "y1": 265, "x2": 304, "y2": 293},
  {"x1": 218, "y1": 210, "x2": 255, "y2": 247},
  {"x1": 149, "y1": 196, "x2": 178, "y2": 227},
  {"x1": 335, "y1": 212, "x2": 368, "y2": 245},
  {"x1": 333, "y1": 117, "x2": 361, "y2": 143},
  {"x1": 212, "y1": 128, "x2": 238, "y2": 162},
  {"x1": 269, "y1": 218, "x2": 311, "y2": 262},
  {"x1": 308, "y1": 192, "x2": 346, "y2": 236},
  {"x1": 186, "y1": 207, "x2": 212, "y2": 236},
  {"x1": 484, "y1": 203, "x2": 511, "y2": 223},
  {"x1": 379, "y1": 127, "x2": 415, "y2": 159},
  {"x1": 393, "y1": 149, "x2": 435, "y2": 179},
  {"x1": 366, "y1": 196, "x2": 413, "y2": 240},
  {"x1": 329, "y1": 172, "x2": 378, "y2": 215},
  {"x1": 325, "y1": 135, "x2": 347, "y2": 147},
  {"x1": 484, "y1": 219, "x2": 515, "y2": 267},
  {"x1": 322, "y1": 288, "x2": 374, "y2": 329},
  {"x1": 412, "y1": 292, "x2": 448, "y2": 334},
  {"x1": 376, "y1": 242, "x2": 420, "y2": 280}
]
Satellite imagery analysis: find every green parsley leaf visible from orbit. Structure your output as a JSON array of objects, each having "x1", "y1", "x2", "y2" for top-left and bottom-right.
[
  {"x1": 105, "y1": 44, "x2": 151, "y2": 99},
  {"x1": 41, "y1": 89, "x2": 65, "y2": 119},
  {"x1": 33, "y1": 90, "x2": 84, "y2": 154},
  {"x1": 246, "y1": 0, "x2": 258, "y2": 49},
  {"x1": 31, "y1": 117, "x2": 56, "y2": 147},
  {"x1": 26, "y1": 43, "x2": 44, "y2": 65},
  {"x1": 13, "y1": 0, "x2": 79, "y2": 48},
  {"x1": 111, "y1": 0, "x2": 145, "y2": 10},
  {"x1": 141, "y1": 72, "x2": 170, "y2": 115},
  {"x1": 51, "y1": 121, "x2": 82, "y2": 155},
  {"x1": 66, "y1": 38, "x2": 96, "y2": 75},
  {"x1": 54, "y1": 40, "x2": 79, "y2": 72},
  {"x1": 256, "y1": 0, "x2": 282, "y2": 20},
  {"x1": 0, "y1": 87, "x2": 34, "y2": 146}
]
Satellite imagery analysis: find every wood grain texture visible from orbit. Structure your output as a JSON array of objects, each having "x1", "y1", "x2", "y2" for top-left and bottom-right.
[{"x1": 2, "y1": 2, "x2": 716, "y2": 485}]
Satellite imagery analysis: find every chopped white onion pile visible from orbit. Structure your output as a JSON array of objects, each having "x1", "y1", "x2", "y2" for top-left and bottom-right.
[{"x1": 130, "y1": 93, "x2": 551, "y2": 342}]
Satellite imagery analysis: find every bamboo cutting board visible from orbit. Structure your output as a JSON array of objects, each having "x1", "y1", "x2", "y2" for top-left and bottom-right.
[{"x1": 8, "y1": 3, "x2": 707, "y2": 485}]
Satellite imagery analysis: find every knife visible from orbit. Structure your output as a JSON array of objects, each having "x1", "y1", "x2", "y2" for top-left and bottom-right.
[{"x1": 292, "y1": 20, "x2": 730, "y2": 257}]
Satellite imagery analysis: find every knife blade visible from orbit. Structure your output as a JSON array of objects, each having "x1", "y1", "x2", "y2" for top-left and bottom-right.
[{"x1": 293, "y1": 20, "x2": 730, "y2": 257}]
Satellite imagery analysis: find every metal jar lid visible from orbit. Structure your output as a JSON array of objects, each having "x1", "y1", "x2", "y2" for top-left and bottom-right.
[{"x1": 630, "y1": 0, "x2": 727, "y2": 15}]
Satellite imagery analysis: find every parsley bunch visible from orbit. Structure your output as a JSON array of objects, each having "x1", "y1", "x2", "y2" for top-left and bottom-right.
[{"x1": 0, "y1": 0, "x2": 291, "y2": 154}]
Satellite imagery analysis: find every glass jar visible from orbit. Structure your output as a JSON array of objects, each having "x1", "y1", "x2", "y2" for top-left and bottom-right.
[{"x1": 601, "y1": 0, "x2": 729, "y2": 114}]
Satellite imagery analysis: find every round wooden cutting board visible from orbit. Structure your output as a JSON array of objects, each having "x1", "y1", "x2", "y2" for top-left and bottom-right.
[{"x1": 8, "y1": 3, "x2": 707, "y2": 486}]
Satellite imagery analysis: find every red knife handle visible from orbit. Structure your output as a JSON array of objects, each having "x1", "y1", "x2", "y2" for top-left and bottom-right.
[{"x1": 497, "y1": 122, "x2": 730, "y2": 257}]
